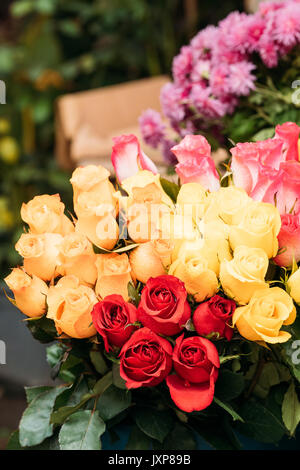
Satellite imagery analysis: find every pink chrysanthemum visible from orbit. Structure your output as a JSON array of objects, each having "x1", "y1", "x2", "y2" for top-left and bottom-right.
[
  {"x1": 227, "y1": 61, "x2": 256, "y2": 96},
  {"x1": 160, "y1": 83, "x2": 186, "y2": 123},
  {"x1": 172, "y1": 46, "x2": 193, "y2": 86},
  {"x1": 190, "y1": 59, "x2": 210, "y2": 83},
  {"x1": 138, "y1": 109, "x2": 166, "y2": 149},
  {"x1": 273, "y1": 4, "x2": 300, "y2": 47},
  {"x1": 189, "y1": 85, "x2": 227, "y2": 119},
  {"x1": 190, "y1": 26, "x2": 219, "y2": 60}
]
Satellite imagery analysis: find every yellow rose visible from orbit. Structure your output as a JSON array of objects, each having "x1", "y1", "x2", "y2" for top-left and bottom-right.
[
  {"x1": 129, "y1": 242, "x2": 166, "y2": 284},
  {"x1": 287, "y1": 268, "x2": 300, "y2": 304},
  {"x1": 47, "y1": 276, "x2": 97, "y2": 339},
  {"x1": 204, "y1": 186, "x2": 251, "y2": 225},
  {"x1": 176, "y1": 183, "x2": 210, "y2": 222},
  {"x1": 229, "y1": 201, "x2": 281, "y2": 258},
  {"x1": 21, "y1": 194, "x2": 74, "y2": 235},
  {"x1": 169, "y1": 256, "x2": 218, "y2": 302},
  {"x1": 74, "y1": 191, "x2": 119, "y2": 250},
  {"x1": 95, "y1": 253, "x2": 132, "y2": 300},
  {"x1": 59, "y1": 233, "x2": 97, "y2": 286},
  {"x1": 160, "y1": 212, "x2": 198, "y2": 242},
  {"x1": 15, "y1": 233, "x2": 63, "y2": 281},
  {"x1": 4, "y1": 268, "x2": 48, "y2": 318},
  {"x1": 233, "y1": 287, "x2": 296, "y2": 343},
  {"x1": 220, "y1": 245, "x2": 269, "y2": 305},
  {"x1": 70, "y1": 164, "x2": 116, "y2": 212},
  {"x1": 172, "y1": 223, "x2": 231, "y2": 276}
]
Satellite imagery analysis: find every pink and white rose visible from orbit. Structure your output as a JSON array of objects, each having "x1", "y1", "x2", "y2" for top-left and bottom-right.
[{"x1": 172, "y1": 135, "x2": 220, "y2": 192}]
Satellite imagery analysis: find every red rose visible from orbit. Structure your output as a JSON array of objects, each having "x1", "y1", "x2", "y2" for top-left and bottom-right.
[
  {"x1": 137, "y1": 275, "x2": 191, "y2": 336},
  {"x1": 91, "y1": 295, "x2": 138, "y2": 351},
  {"x1": 193, "y1": 295, "x2": 236, "y2": 340},
  {"x1": 166, "y1": 335, "x2": 219, "y2": 412},
  {"x1": 119, "y1": 327, "x2": 172, "y2": 389}
]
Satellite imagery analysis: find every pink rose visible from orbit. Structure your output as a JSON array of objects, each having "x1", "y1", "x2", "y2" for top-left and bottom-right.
[
  {"x1": 274, "y1": 212, "x2": 300, "y2": 267},
  {"x1": 111, "y1": 134, "x2": 158, "y2": 182},
  {"x1": 259, "y1": 161, "x2": 300, "y2": 214},
  {"x1": 230, "y1": 138, "x2": 284, "y2": 194},
  {"x1": 172, "y1": 135, "x2": 220, "y2": 192},
  {"x1": 275, "y1": 122, "x2": 300, "y2": 162}
]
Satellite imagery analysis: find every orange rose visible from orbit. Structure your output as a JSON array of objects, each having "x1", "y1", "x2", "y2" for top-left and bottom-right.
[
  {"x1": 21, "y1": 194, "x2": 74, "y2": 235},
  {"x1": 74, "y1": 192, "x2": 119, "y2": 250},
  {"x1": 95, "y1": 253, "x2": 132, "y2": 300},
  {"x1": 47, "y1": 276, "x2": 97, "y2": 339},
  {"x1": 129, "y1": 242, "x2": 166, "y2": 284},
  {"x1": 70, "y1": 165, "x2": 117, "y2": 215},
  {"x1": 4, "y1": 268, "x2": 48, "y2": 317},
  {"x1": 59, "y1": 233, "x2": 97, "y2": 286},
  {"x1": 15, "y1": 233, "x2": 63, "y2": 281}
]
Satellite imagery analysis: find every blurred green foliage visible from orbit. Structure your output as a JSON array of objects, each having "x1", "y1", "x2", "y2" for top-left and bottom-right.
[
  {"x1": 224, "y1": 49, "x2": 300, "y2": 145},
  {"x1": 0, "y1": 0, "x2": 243, "y2": 277}
]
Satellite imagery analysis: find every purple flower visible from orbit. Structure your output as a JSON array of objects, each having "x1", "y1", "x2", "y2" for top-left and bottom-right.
[{"x1": 139, "y1": 109, "x2": 165, "y2": 148}]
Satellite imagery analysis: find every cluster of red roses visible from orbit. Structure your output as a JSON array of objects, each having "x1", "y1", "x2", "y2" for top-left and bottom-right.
[{"x1": 91, "y1": 275, "x2": 236, "y2": 412}]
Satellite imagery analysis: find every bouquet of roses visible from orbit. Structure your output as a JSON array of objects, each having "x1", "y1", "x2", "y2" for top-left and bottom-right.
[
  {"x1": 139, "y1": 0, "x2": 300, "y2": 160},
  {"x1": 4, "y1": 125, "x2": 300, "y2": 450}
]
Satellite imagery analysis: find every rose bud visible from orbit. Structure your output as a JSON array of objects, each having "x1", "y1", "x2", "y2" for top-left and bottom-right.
[
  {"x1": 166, "y1": 335, "x2": 220, "y2": 412},
  {"x1": 119, "y1": 327, "x2": 172, "y2": 389},
  {"x1": 91, "y1": 295, "x2": 138, "y2": 351},
  {"x1": 137, "y1": 275, "x2": 191, "y2": 336},
  {"x1": 193, "y1": 295, "x2": 236, "y2": 340}
]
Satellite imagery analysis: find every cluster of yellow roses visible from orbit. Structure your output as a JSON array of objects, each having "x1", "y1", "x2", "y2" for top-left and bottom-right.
[{"x1": 4, "y1": 164, "x2": 299, "y2": 344}]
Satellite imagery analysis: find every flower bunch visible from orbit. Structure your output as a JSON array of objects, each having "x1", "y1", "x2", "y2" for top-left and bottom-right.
[
  {"x1": 4, "y1": 130, "x2": 300, "y2": 449},
  {"x1": 139, "y1": 0, "x2": 300, "y2": 160}
]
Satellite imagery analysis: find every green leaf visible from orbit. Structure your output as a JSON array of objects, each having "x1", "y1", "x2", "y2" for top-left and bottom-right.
[
  {"x1": 252, "y1": 127, "x2": 275, "y2": 141},
  {"x1": 213, "y1": 397, "x2": 244, "y2": 422},
  {"x1": 112, "y1": 363, "x2": 127, "y2": 389},
  {"x1": 93, "y1": 371, "x2": 113, "y2": 395},
  {"x1": 134, "y1": 407, "x2": 174, "y2": 443},
  {"x1": 127, "y1": 281, "x2": 140, "y2": 306},
  {"x1": 162, "y1": 423, "x2": 196, "y2": 450},
  {"x1": 191, "y1": 419, "x2": 240, "y2": 450},
  {"x1": 160, "y1": 177, "x2": 179, "y2": 202},
  {"x1": 19, "y1": 387, "x2": 65, "y2": 447},
  {"x1": 282, "y1": 382, "x2": 300, "y2": 436},
  {"x1": 6, "y1": 430, "x2": 23, "y2": 450},
  {"x1": 125, "y1": 425, "x2": 151, "y2": 450},
  {"x1": 237, "y1": 401, "x2": 286, "y2": 443},
  {"x1": 59, "y1": 410, "x2": 105, "y2": 450},
  {"x1": 251, "y1": 362, "x2": 291, "y2": 399},
  {"x1": 97, "y1": 385, "x2": 131, "y2": 421},
  {"x1": 90, "y1": 349, "x2": 108, "y2": 375},
  {"x1": 26, "y1": 316, "x2": 57, "y2": 343},
  {"x1": 219, "y1": 354, "x2": 241, "y2": 365},
  {"x1": 215, "y1": 370, "x2": 245, "y2": 402},
  {"x1": 46, "y1": 343, "x2": 66, "y2": 368},
  {"x1": 50, "y1": 393, "x2": 92, "y2": 425},
  {"x1": 25, "y1": 386, "x2": 52, "y2": 404}
]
